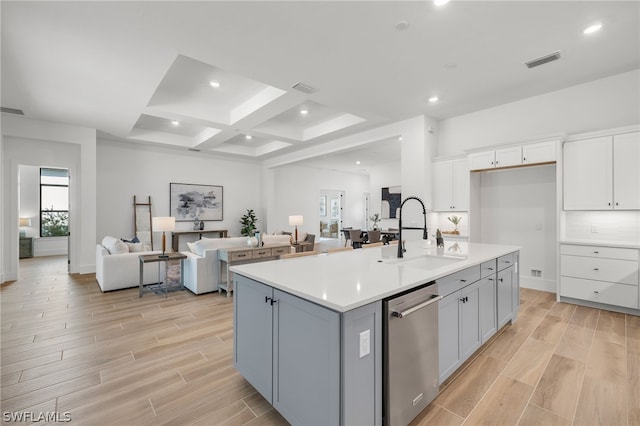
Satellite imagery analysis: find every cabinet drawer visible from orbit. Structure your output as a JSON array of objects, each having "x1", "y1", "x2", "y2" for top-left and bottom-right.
[
  {"x1": 437, "y1": 265, "x2": 480, "y2": 297},
  {"x1": 270, "y1": 246, "x2": 290, "y2": 256},
  {"x1": 253, "y1": 248, "x2": 272, "y2": 259},
  {"x1": 561, "y1": 276, "x2": 639, "y2": 309},
  {"x1": 561, "y1": 255, "x2": 638, "y2": 285},
  {"x1": 480, "y1": 260, "x2": 497, "y2": 278},
  {"x1": 497, "y1": 253, "x2": 515, "y2": 271},
  {"x1": 560, "y1": 244, "x2": 638, "y2": 261},
  {"x1": 230, "y1": 250, "x2": 253, "y2": 262}
]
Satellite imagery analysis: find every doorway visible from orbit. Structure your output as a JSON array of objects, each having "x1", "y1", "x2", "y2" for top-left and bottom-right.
[
  {"x1": 19, "y1": 165, "x2": 70, "y2": 268},
  {"x1": 319, "y1": 189, "x2": 345, "y2": 241}
]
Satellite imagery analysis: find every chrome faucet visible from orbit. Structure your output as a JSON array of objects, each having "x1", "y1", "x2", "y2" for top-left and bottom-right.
[{"x1": 397, "y1": 196, "x2": 429, "y2": 258}]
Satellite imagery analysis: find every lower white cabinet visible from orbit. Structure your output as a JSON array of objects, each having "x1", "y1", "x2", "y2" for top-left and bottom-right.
[
  {"x1": 234, "y1": 276, "x2": 341, "y2": 425},
  {"x1": 560, "y1": 244, "x2": 639, "y2": 310}
]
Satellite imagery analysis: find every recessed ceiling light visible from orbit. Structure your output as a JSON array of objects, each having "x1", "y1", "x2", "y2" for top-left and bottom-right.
[
  {"x1": 245, "y1": 135, "x2": 252, "y2": 140},
  {"x1": 300, "y1": 109, "x2": 309, "y2": 115},
  {"x1": 210, "y1": 80, "x2": 220, "y2": 88},
  {"x1": 395, "y1": 20, "x2": 410, "y2": 31},
  {"x1": 171, "y1": 120, "x2": 180, "y2": 126},
  {"x1": 428, "y1": 96, "x2": 439, "y2": 103},
  {"x1": 583, "y1": 23, "x2": 602, "y2": 35},
  {"x1": 434, "y1": 0, "x2": 450, "y2": 6},
  {"x1": 356, "y1": 161, "x2": 361, "y2": 165}
]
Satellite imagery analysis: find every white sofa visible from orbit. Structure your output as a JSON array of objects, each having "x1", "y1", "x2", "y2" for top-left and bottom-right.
[
  {"x1": 96, "y1": 237, "x2": 162, "y2": 292},
  {"x1": 182, "y1": 236, "x2": 251, "y2": 295}
]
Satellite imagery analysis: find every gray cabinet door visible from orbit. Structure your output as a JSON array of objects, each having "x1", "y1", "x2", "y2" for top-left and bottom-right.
[
  {"x1": 460, "y1": 281, "x2": 481, "y2": 361},
  {"x1": 273, "y1": 289, "x2": 340, "y2": 426},
  {"x1": 479, "y1": 276, "x2": 497, "y2": 343},
  {"x1": 438, "y1": 291, "x2": 461, "y2": 383},
  {"x1": 233, "y1": 275, "x2": 274, "y2": 402},
  {"x1": 497, "y1": 266, "x2": 514, "y2": 329}
]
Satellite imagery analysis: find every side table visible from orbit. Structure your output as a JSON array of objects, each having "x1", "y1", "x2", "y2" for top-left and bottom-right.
[
  {"x1": 19, "y1": 237, "x2": 34, "y2": 258},
  {"x1": 138, "y1": 252, "x2": 187, "y2": 297}
]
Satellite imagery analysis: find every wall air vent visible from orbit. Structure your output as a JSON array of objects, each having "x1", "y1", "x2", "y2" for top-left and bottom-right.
[
  {"x1": 525, "y1": 51, "x2": 561, "y2": 69},
  {"x1": 1, "y1": 106, "x2": 24, "y2": 115},
  {"x1": 291, "y1": 82, "x2": 319, "y2": 94}
]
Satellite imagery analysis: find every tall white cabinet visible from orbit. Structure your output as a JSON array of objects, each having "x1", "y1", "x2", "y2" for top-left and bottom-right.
[
  {"x1": 563, "y1": 131, "x2": 640, "y2": 210},
  {"x1": 432, "y1": 158, "x2": 469, "y2": 211}
]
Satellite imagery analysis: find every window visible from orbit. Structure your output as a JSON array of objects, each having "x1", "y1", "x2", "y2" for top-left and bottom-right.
[{"x1": 40, "y1": 168, "x2": 69, "y2": 237}]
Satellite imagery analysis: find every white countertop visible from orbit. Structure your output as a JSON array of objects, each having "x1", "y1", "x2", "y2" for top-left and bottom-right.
[
  {"x1": 231, "y1": 241, "x2": 520, "y2": 312},
  {"x1": 560, "y1": 239, "x2": 640, "y2": 250}
]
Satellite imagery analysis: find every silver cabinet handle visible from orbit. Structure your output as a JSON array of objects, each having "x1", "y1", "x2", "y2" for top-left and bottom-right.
[
  {"x1": 594, "y1": 290, "x2": 599, "y2": 294},
  {"x1": 391, "y1": 295, "x2": 442, "y2": 318},
  {"x1": 593, "y1": 268, "x2": 599, "y2": 271}
]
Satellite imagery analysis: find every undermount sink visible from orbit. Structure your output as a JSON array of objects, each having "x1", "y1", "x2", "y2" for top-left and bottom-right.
[{"x1": 386, "y1": 254, "x2": 465, "y2": 269}]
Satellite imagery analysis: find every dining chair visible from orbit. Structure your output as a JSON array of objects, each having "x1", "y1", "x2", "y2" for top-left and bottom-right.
[
  {"x1": 349, "y1": 229, "x2": 364, "y2": 249},
  {"x1": 342, "y1": 227, "x2": 353, "y2": 247},
  {"x1": 367, "y1": 230, "x2": 381, "y2": 244}
]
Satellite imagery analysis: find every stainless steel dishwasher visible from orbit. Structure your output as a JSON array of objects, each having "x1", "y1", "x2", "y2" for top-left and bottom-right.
[{"x1": 383, "y1": 283, "x2": 441, "y2": 426}]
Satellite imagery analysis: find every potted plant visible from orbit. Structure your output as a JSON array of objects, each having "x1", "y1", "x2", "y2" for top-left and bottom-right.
[
  {"x1": 239, "y1": 209, "x2": 259, "y2": 246},
  {"x1": 369, "y1": 213, "x2": 381, "y2": 230},
  {"x1": 447, "y1": 215, "x2": 461, "y2": 234}
]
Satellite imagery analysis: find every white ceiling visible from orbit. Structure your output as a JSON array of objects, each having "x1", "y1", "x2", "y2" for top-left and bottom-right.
[{"x1": 2, "y1": 1, "x2": 639, "y2": 168}]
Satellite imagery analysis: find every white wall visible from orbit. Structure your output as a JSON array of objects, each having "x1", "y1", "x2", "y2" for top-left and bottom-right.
[
  {"x1": 437, "y1": 69, "x2": 640, "y2": 156},
  {"x1": 97, "y1": 139, "x2": 262, "y2": 251},
  {"x1": 475, "y1": 165, "x2": 557, "y2": 291},
  {"x1": 19, "y1": 165, "x2": 69, "y2": 256},
  {"x1": 267, "y1": 165, "x2": 369, "y2": 237},
  {"x1": 2, "y1": 115, "x2": 96, "y2": 280}
]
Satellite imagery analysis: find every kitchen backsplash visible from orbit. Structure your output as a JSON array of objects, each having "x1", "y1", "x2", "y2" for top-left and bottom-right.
[{"x1": 563, "y1": 211, "x2": 640, "y2": 243}]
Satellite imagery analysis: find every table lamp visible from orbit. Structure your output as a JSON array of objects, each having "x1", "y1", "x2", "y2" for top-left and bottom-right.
[
  {"x1": 152, "y1": 216, "x2": 175, "y2": 258},
  {"x1": 289, "y1": 215, "x2": 303, "y2": 244},
  {"x1": 19, "y1": 217, "x2": 32, "y2": 238}
]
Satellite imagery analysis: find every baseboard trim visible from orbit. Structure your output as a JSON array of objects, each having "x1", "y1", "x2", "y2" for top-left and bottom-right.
[{"x1": 520, "y1": 277, "x2": 556, "y2": 293}]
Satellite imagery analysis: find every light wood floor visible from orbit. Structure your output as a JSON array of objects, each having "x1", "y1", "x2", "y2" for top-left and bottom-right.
[{"x1": 1, "y1": 256, "x2": 638, "y2": 425}]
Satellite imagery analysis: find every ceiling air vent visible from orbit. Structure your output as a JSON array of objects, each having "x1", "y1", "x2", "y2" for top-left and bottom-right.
[
  {"x1": 291, "y1": 82, "x2": 318, "y2": 94},
  {"x1": 525, "y1": 51, "x2": 561, "y2": 69},
  {"x1": 1, "y1": 106, "x2": 25, "y2": 115}
]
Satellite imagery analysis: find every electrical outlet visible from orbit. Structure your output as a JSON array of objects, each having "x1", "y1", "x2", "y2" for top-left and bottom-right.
[
  {"x1": 359, "y1": 330, "x2": 370, "y2": 358},
  {"x1": 591, "y1": 224, "x2": 599, "y2": 233}
]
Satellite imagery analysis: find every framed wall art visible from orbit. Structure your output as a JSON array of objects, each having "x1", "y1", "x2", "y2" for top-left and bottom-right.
[
  {"x1": 381, "y1": 186, "x2": 401, "y2": 219},
  {"x1": 170, "y1": 183, "x2": 223, "y2": 221}
]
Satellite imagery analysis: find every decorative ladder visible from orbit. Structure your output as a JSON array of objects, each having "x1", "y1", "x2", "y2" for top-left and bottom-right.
[{"x1": 133, "y1": 195, "x2": 153, "y2": 246}]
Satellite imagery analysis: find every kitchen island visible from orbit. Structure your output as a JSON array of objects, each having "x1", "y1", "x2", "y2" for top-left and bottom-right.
[{"x1": 231, "y1": 241, "x2": 520, "y2": 426}]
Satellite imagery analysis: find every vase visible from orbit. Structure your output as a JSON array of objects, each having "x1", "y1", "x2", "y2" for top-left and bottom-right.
[
  {"x1": 247, "y1": 236, "x2": 258, "y2": 247},
  {"x1": 199, "y1": 221, "x2": 204, "y2": 230}
]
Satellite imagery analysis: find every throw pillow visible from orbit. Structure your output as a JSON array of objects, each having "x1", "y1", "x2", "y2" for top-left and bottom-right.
[
  {"x1": 102, "y1": 236, "x2": 128, "y2": 254},
  {"x1": 186, "y1": 242, "x2": 197, "y2": 254},
  {"x1": 124, "y1": 242, "x2": 145, "y2": 252}
]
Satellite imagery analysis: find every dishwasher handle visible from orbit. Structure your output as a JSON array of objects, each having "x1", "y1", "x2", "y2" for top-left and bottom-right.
[{"x1": 391, "y1": 294, "x2": 442, "y2": 318}]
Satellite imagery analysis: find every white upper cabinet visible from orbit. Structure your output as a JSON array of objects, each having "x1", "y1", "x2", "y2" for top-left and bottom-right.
[
  {"x1": 494, "y1": 146, "x2": 522, "y2": 168},
  {"x1": 613, "y1": 132, "x2": 640, "y2": 210},
  {"x1": 469, "y1": 141, "x2": 556, "y2": 171},
  {"x1": 522, "y1": 141, "x2": 557, "y2": 165},
  {"x1": 563, "y1": 131, "x2": 639, "y2": 210},
  {"x1": 433, "y1": 158, "x2": 469, "y2": 211}
]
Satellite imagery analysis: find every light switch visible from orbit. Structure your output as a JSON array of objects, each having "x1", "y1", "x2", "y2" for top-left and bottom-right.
[{"x1": 359, "y1": 330, "x2": 370, "y2": 358}]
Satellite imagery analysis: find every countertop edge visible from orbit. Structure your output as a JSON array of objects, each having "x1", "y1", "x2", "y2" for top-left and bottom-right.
[{"x1": 231, "y1": 243, "x2": 521, "y2": 313}]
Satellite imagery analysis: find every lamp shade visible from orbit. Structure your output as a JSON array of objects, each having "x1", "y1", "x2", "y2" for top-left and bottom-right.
[
  {"x1": 152, "y1": 216, "x2": 175, "y2": 232},
  {"x1": 19, "y1": 217, "x2": 32, "y2": 227},
  {"x1": 289, "y1": 215, "x2": 304, "y2": 226}
]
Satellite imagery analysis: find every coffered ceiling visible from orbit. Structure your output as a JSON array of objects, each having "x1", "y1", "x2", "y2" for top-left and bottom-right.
[{"x1": 2, "y1": 1, "x2": 638, "y2": 166}]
